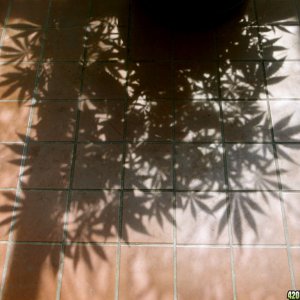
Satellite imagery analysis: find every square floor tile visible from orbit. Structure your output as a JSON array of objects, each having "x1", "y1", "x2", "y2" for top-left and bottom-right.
[
  {"x1": 122, "y1": 191, "x2": 173, "y2": 243},
  {"x1": 175, "y1": 101, "x2": 221, "y2": 142},
  {"x1": 265, "y1": 61, "x2": 300, "y2": 99},
  {"x1": 13, "y1": 190, "x2": 68, "y2": 242},
  {"x1": 282, "y1": 192, "x2": 300, "y2": 244},
  {"x1": 78, "y1": 100, "x2": 124, "y2": 142},
  {"x1": 223, "y1": 101, "x2": 272, "y2": 142},
  {"x1": 22, "y1": 143, "x2": 73, "y2": 188},
  {"x1": 67, "y1": 190, "x2": 119, "y2": 242},
  {"x1": 124, "y1": 143, "x2": 173, "y2": 189},
  {"x1": 0, "y1": 143, "x2": 22, "y2": 188},
  {"x1": 0, "y1": 191, "x2": 15, "y2": 240},
  {"x1": 176, "y1": 144, "x2": 225, "y2": 190},
  {"x1": 61, "y1": 245, "x2": 117, "y2": 300},
  {"x1": 277, "y1": 144, "x2": 300, "y2": 190},
  {"x1": 270, "y1": 101, "x2": 300, "y2": 142},
  {"x1": 291, "y1": 249, "x2": 300, "y2": 289},
  {"x1": 30, "y1": 102, "x2": 77, "y2": 141},
  {"x1": 176, "y1": 192, "x2": 229, "y2": 244},
  {"x1": 0, "y1": 245, "x2": 7, "y2": 286},
  {"x1": 177, "y1": 248, "x2": 233, "y2": 299},
  {"x1": 0, "y1": 63, "x2": 37, "y2": 100},
  {"x1": 0, "y1": 102, "x2": 30, "y2": 142},
  {"x1": 119, "y1": 246, "x2": 173, "y2": 300},
  {"x1": 38, "y1": 63, "x2": 82, "y2": 99},
  {"x1": 2, "y1": 244, "x2": 60, "y2": 300},
  {"x1": 226, "y1": 143, "x2": 278, "y2": 190},
  {"x1": 0, "y1": 29, "x2": 42, "y2": 62},
  {"x1": 126, "y1": 100, "x2": 173, "y2": 141},
  {"x1": 220, "y1": 62, "x2": 266, "y2": 99},
  {"x1": 73, "y1": 143, "x2": 123, "y2": 189},
  {"x1": 234, "y1": 248, "x2": 292, "y2": 299},
  {"x1": 174, "y1": 62, "x2": 219, "y2": 99},
  {"x1": 229, "y1": 191, "x2": 285, "y2": 244}
]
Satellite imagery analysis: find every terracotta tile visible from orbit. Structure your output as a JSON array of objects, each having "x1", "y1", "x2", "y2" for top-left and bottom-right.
[
  {"x1": 0, "y1": 191, "x2": 15, "y2": 240},
  {"x1": 126, "y1": 99, "x2": 173, "y2": 141},
  {"x1": 176, "y1": 144, "x2": 225, "y2": 190},
  {"x1": 124, "y1": 143, "x2": 173, "y2": 189},
  {"x1": 260, "y1": 26, "x2": 300, "y2": 60},
  {"x1": 0, "y1": 143, "x2": 22, "y2": 188},
  {"x1": 277, "y1": 144, "x2": 300, "y2": 190},
  {"x1": 73, "y1": 143, "x2": 123, "y2": 189},
  {"x1": 22, "y1": 143, "x2": 73, "y2": 188},
  {"x1": 0, "y1": 0, "x2": 9, "y2": 27},
  {"x1": 223, "y1": 101, "x2": 272, "y2": 142},
  {"x1": 291, "y1": 249, "x2": 300, "y2": 289},
  {"x1": 234, "y1": 248, "x2": 292, "y2": 299},
  {"x1": 119, "y1": 246, "x2": 173, "y2": 300},
  {"x1": 2, "y1": 244, "x2": 60, "y2": 300},
  {"x1": 175, "y1": 101, "x2": 221, "y2": 142},
  {"x1": 78, "y1": 100, "x2": 124, "y2": 141},
  {"x1": 226, "y1": 144, "x2": 278, "y2": 190},
  {"x1": 0, "y1": 102, "x2": 30, "y2": 142},
  {"x1": 44, "y1": 28, "x2": 85, "y2": 61},
  {"x1": 61, "y1": 245, "x2": 117, "y2": 300},
  {"x1": 174, "y1": 62, "x2": 218, "y2": 99},
  {"x1": 38, "y1": 63, "x2": 82, "y2": 99},
  {"x1": 265, "y1": 61, "x2": 300, "y2": 99},
  {"x1": 122, "y1": 191, "x2": 173, "y2": 243},
  {"x1": 282, "y1": 192, "x2": 300, "y2": 244},
  {"x1": 0, "y1": 29, "x2": 42, "y2": 62},
  {"x1": 7, "y1": 0, "x2": 49, "y2": 27},
  {"x1": 177, "y1": 248, "x2": 233, "y2": 299},
  {"x1": 30, "y1": 102, "x2": 77, "y2": 141},
  {"x1": 0, "y1": 63, "x2": 37, "y2": 100},
  {"x1": 83, "y1": 62, "x2": 127, "y2": 99},
  {"x1": 270, "y1": 101, "x2": 300, "y2": 142},
  {"x1": 0, "y1": 245, "x2": 7, "y2": 285},
  {"x1": 49, "y1": 0, "x2": 89, "y2": 27},
  {"x1": 127, "y1": 62, "x2": 172, "y2": 100},
  {"x1": 220, "y1": 62, "x2": 266, "y2": 99},
  {"x1": 230, "y1": 191, "x2": 285, "y2": 244},
  {"x1": 67, "y1": 191, "x2": 119, "y2": 242},
  {"x1": 176, "y1": 192, "x2": 229, "y2": 244}
]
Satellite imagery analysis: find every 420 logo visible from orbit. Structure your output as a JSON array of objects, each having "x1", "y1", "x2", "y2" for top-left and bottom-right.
[{"x1": 287, "y1": 290, "x2": 300, "y2": 300}]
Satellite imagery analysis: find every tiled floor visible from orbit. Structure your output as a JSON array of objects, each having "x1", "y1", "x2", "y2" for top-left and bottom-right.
[{"x1": 0, "y1": 0, "x2": 299, "y2": 299}]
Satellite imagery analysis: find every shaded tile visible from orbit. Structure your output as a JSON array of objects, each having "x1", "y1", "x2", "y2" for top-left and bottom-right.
[
  {"x1": 223, "y1": 101, "x2": 271, "y2": 142},
  {"x1": 124, "y1": 143, "x2": 173, "y2": 189},
  {"x1": 282, "y1": 192, "x2": 300, "y2": 244},
  {"x1": 260, "y1": 26, "x2": 300, "y2": 60},
  {"x1": 0, "y1": 29, "x2": 42, "y2": 62},
  {"x1": 174, "y1": 62, "x2": 218, "y2": 99},
  {"x1": 277, "y1": 144, "x2": 300, "y2": 190},
  {"x1": 175, "y1": 101, "x2": 221, "y2": 142},
  {"x1": 0, "y1": 0, "x2": 9, "y2": 27},
  {"x1": 0, "y1": 245, "x2": 7, "y2": 286},
  {"x1": 61, "y1": 245, "x2": 117, "y2": 300},
  {"x1": 176, "y1": 192, "x2": 229, "y2": 244},
  {"x1": 229, "y1": 191, "x2": 284, "y2": 244},
  {"x1": 226, "y1": 144, "x2": 278, "y2": 190},
  {"x1": 122, "y1": 191, "x2": 173, "y2": 243},
  {"x1": 220, "y1": 62, "x2": 266, "y2": 99},
  {"x1": 13, "y1": 190, "x2": 67, "y2": 242},
  {"x1": 176, "y1": 144, "x2": 225, "y2": 190},
  {"x1": 67, "y1": 190, "x2": 119, "y2": 242},
  {"x1": 0, "y1": 191, "x2": 15, "y2": 240},
  {"x1": 73, "y1": 143, "x2": 123, "y2": 189},
  {"x1": 265, "y1": 61, "x2": 300, "y2": 99},
  {"x1": 177, "y1": 248, "x2": 233, "y2": 299},
  {"x1": 0, "y1": 143, "x2": 22, "y2": 188},
  {"x1": 0, "y1": 63, "x2": 37, "y2": 100},
  {"x1": 2, "y1": 244, "x2": 60, "y2": 300},
  {"x1": 30, "y1": 102, "x2": 77, "y2": 141},
  {"x1": 126, "y1": 99, "x2": 173, "y2": 141},
  {"x1": 22, "y1": 143, "x2": 73, "y2": 188},
  {"x1": 78, "y1": 100, "x2": 124, "y2": 141},
  {"x1": 291, "y1": 249, "x2": 300, "y2": 289},
  {"x1": 0, "y1": 102, "x2": 30, "y2": 142},
  {"x1": 234, "y1": 248, "x2": 292, "y2": 299},
  {"x1": 270, "y1": 101, "x2": 300, "y2": 142},
  {"x1": 119, "y1": 246, "x2": 173, "y2": 300}
]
